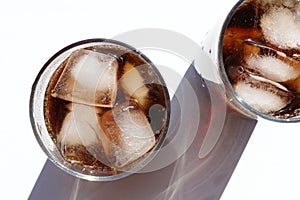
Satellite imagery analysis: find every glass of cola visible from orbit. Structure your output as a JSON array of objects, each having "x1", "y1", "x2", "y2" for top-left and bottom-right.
[
  {"x1": 30, "y1": 39, "x2": 170, "y2": 181},
  {"x1": 201, "y1": 0, "x2": 300, "y2": 122}
]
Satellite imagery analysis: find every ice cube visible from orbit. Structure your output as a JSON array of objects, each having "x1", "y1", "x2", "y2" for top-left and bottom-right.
[
  {"x1": 120, "y1": 61, "x2": 165, "y2": 112},
  {"x1": 57, "y1": 103, "x2": 109, "y2": 165},
  {"x1": 119, "y1": 62, "x2": 150, "y2": 109},
  {"x1": 100, "y1": 100, "x2": 155, "y2": 169},
  {"x1": 261, "y1": 6, "x2": 300, "y2": 50},
  {"x1": 52, "y1": 49, "x2": 118, "y2": 107},
  {"x1": 234, "y1": 74, "x2": 294, "y2": 114},
  {"x1": 243, "y1": 40, "x2": 300, "y2": 82},
  {"x1": 245, "y1": 55, "x2": 300, "y2": 82}
]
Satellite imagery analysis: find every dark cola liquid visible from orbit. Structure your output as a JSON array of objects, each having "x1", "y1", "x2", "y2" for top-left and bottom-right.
[
  {"x1": 222, "y1": 0, "x2": 300, "y2": 119},
  {"x1": 44, "y1": 43, "x2": 169, "y2": 176}
]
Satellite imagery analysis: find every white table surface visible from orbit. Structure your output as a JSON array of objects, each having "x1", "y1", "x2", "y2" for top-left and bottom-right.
[{"x1": 1, "y1": 0, "x2": 300, "y2": 199}]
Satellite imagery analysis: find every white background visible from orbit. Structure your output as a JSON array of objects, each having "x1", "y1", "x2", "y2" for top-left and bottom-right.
[{"x1": 1, "y1": 0, "x2": 300, "y2": 199}]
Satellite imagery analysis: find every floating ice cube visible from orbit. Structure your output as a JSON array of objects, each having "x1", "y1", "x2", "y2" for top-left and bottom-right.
[
  {"x1": 261, "y1": 6, "x2": 300, "y2": 50},
  {"x1": 57, "y1": 103, "x2": 102, "y2": 145},
  {"x1": 243, "y1": 40, "x2": 300, "y2": 82},
  {"x1": 119, "y1": 61, "x2": 166, "y2": 112},
  {"x1": 245, "y1": 55, "x2": 300, "y2": 82},
  {"x1": 120, "y1": 62, "x2": 150, "y2": 109},
  {"x1": 234, "y1": 74, "x2": 294, "y2": 114},
  {"x1": 100, "y1": 100, "x2": 155, "y2": 169},
  {"x1": 57, "y1": 103, "x2": 108, "y2": 164},
  {"x1": 52, "y1": 49, "x2": 118, "y2": 107}
]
